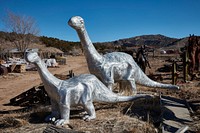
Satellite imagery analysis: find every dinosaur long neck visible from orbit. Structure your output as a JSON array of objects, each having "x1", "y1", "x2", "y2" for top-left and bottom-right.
[
  {"x1": 34, "y1": 59, "x2": 61, "y2": 88},
  {"x1": 77, "y1": 28, "x2": 103, "y2": 64}
]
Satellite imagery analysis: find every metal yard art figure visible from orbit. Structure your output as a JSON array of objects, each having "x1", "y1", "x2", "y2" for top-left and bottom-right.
[
  {"x1": 68, "y1": 16, "x2": 179, "y2": 95},
  {"x1": 136, "y1": 45, "x2": 151, "y2": 73},
  {"x1": 25, "y1": 49, "x2": 152, "y2": 126}
]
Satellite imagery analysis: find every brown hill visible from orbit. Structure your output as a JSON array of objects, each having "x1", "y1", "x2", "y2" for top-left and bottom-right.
[
  {"x1": 1, "y1": 31, "x2": 198, "y2": 52},
  {"x1": 95, "y1": 34, "x2": 188, "y2": 48},
  {"x1": 94, "y1": 34, "x2": 200, "y2": 53},
  {"x1": 115, "y1": 34, "x2": 178, "y2": 47}
]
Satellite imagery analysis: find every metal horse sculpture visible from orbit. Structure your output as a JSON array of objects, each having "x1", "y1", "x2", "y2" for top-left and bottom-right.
[
  {"x1": 25, "y1": 49, "x2": 152, "y2": 126},
  {"x1": 68, "y1": 16, "x2": 179, "y2": 95}
]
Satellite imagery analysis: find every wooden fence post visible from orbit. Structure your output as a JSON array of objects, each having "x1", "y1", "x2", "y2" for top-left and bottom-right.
[
  {"x1": 172, "y1": 61, "x2": 177, "y2": 85},
  {"x1": 183, "y1": 47, "x2": 189, "y2": 82}
]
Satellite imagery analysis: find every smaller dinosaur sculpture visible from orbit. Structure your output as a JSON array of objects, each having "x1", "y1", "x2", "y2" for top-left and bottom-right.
[
  {"x1": 68, "y1": 16, "x2": 179, "y2": 94},
  {"x1": 25, "y1": 49, "x2": 152, "y2": 126}
]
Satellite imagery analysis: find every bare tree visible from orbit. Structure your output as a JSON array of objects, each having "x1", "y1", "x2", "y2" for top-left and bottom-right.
[{"x1": 3, "y1": 11, "x2": 39, "y2": 52}]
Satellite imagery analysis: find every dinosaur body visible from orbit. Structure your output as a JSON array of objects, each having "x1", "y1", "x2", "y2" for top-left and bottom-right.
[
  {"x1": 25, "y1": 49, "x2": 152, "y2": 126},
  {"x1": 68, "y1": 16, "x2": 179, "y2": 94}
]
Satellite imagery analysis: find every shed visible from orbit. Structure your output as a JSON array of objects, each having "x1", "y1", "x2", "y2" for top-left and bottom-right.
[{"x1": 39, "y1": 47, "x2": 64, "y2": 58}]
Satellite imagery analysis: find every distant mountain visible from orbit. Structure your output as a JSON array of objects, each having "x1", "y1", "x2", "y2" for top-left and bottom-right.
[
  {"x1": 97, "y1": 34, "x2": 180, "y2": 48},
  {"x1": 95, "y1": 34, "x2": 200, "y2": 53}
]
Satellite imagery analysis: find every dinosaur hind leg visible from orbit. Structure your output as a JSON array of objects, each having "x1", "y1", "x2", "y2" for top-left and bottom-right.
[
  {"x1": 127, "y1": 78, "x2": 137, "y2": 95},
  {"x1": 82, "y1": 101, "x2": 96, "y2": 121},
  {"x1": 107, "y1": 83, "x2": 114, "y2": 91},
  {"x1": 126, "y1": 64, "x2": 137, "y2": 95}
]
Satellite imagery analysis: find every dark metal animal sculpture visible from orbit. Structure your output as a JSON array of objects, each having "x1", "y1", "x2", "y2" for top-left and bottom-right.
[{"x1": 136, "y1": 45, "x2": 151, "y2": 73}]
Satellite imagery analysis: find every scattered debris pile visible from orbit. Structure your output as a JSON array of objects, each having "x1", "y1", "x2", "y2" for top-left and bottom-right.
[
  {"x1": 9, "y1": 84, "x2": 50, "y2": 107},
  {"x1": 0, "y1": 58, "x2": 27, "y2": 75},
  {"x1": 8, "y1": 70, "x2": 75, "y2": 107},
  {"x1": 0, "y1": 56, "x2": 64, "y2": 75}
]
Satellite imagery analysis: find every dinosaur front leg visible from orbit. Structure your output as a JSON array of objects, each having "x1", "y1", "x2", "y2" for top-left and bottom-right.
[
  {"x1": 82, "y1": 101, "x2": 96, "y2": 121},
  {"x1": 54, "y1": 103, "x2": 70, "y2": 126},
  {"x1": 103, "y1": 75, "x2": 114, "y2": 91},
  {"x1": 45, "y1": 99, "x2": 59, "y2": 122},
  {"x1": 105, "y1": 68, "x2": 115, "y2": 91}
]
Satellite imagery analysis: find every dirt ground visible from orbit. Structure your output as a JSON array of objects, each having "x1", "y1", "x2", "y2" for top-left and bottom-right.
[
  {"x1": 0, "y1": 54, "x2": 200, "y2": 132},
  {"x1": 0, "y1": 56, "x2": 89, "y2": 111}
]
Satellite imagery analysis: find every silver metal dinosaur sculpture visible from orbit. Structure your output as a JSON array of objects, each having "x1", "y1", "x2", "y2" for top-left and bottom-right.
[
  {"x1": 25, "y1": 49, "x2": 152, "y2": 126},
  {"x1": 68, "y1": 16, "x2": 179, "y2": 94}
]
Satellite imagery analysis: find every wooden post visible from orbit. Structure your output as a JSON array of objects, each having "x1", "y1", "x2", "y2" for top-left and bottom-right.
[
  {"x1": 172, "y1": 61, "x2": 177, "y2": 85},
  {"x1": 183, "y1": 47, "x2": 189, "y2": 82},
  {"x1": 153, "y1": 49, "x2": 155, "y2": 57}
]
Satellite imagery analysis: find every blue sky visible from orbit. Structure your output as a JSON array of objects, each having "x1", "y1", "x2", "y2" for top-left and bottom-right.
[{"x1": 0, "y1": 0, "x2": 200, "y2": 42}]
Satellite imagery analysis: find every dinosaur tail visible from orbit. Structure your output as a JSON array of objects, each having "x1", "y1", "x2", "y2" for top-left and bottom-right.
[
  {"x1": 114, "y1": 94, "x2": 153, "y2": 102},
  {"x1": 135, "y1": 68, "x2": 179, "y2": 90},
  {"x1": 95, "y1": 90, "x2": 153, "y2": 103}
]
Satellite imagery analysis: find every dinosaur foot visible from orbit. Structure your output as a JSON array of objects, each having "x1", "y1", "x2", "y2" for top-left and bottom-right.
[
  {"x1": 83, "y1": 115, "x2": 96, "y2": 121},
  {"x1": 54, "y1": 119, "x2": 69, "y2": 126}
]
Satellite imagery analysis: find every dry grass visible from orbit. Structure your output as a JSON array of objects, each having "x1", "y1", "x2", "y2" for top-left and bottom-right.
[
  {"x1": 0, "y1": 101, "x2": 158, "y2": 133},
  {"x1": 0, "y1": 116, "x2": 28, "y2": 129},
  {"x1": 69, "y1": 101, "x2": 158, "y2": 133},
  {"x1": 0, "y1": 53, "x2": 200, "y2": 132}
]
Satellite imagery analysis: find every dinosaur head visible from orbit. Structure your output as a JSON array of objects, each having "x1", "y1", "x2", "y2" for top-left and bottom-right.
[
  {"x1": 68, "y1": 16, "x2": 85, "y2": 30},
  {"x1": 25, "y1": 49, "x2": 40, "y2": 63}
]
